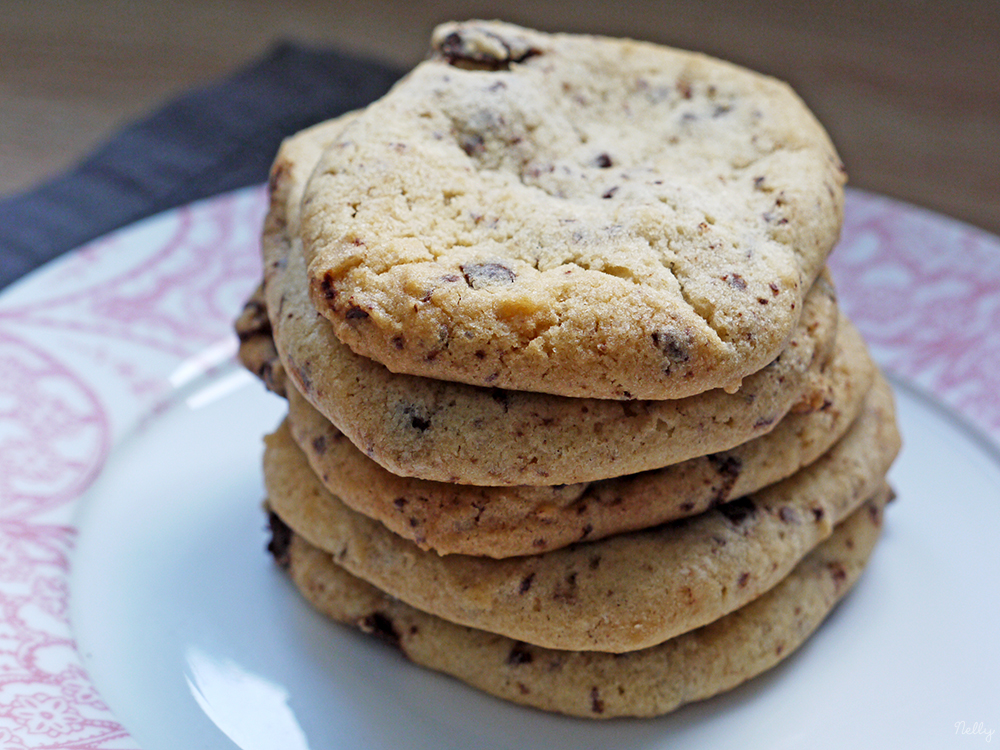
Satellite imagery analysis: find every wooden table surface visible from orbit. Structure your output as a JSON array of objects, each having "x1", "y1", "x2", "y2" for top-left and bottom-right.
[{"x1": 3, "y1": 0, "x2": 998, "y2": 236}]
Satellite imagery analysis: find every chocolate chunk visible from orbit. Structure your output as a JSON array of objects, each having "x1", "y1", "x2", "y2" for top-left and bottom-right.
[
  {"x1": 723, "y1": 273, "x2": 747, "y2": 291},
  {"x1": 345, "y1": 305, "x2": 369, "y2": 320},
  {"x1": 461, "y1": 261, "x2": 516, "y2": 289},
  {"x1": 311, "y1": 435, "x2": 327, "y2": 455},
  {"x1": 507, "y1": 643, "x2": 534, "y2": 665},
  {"x1": 706, "y1": 453, "x2": 743, "y2": 506},
  {"x1": 590, "y1": 686, "x2": 605, "y2": 714},
  {"x1": 435, "y1": 27, "x2": 541, "y2": 71},
  {"x1": 359, "y1": 612, "x2": 403, "y2": 651},
  {"x1": 319, "y1": 274, "x2": 337, "y2": 301},
  {"x1": 595, "y1": 153, "x2": 613, "y2": 168},
  {"x1": 651, "y1": 330, "x2": 691, "y2": 366},
  {"x1": 402, "y1": 405, "x2": 431, "y2": 432},
  {"x1": 737, "y1": 571, "x2": 751, "y2": 587},
  {"x1": 266, "y1": 512, "x2": 293, "y2": 569},
  {"x1": 718, "y1": 496, "x2": 757, "y2": 526},
  {"x1": 518, "y1": 573, "x2": 535, "y2": 594}
]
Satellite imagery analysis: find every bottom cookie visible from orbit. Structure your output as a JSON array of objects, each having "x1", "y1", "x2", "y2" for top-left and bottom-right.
[{"x1": 269, "y1": 488, "x2": 889, "y2": 719}]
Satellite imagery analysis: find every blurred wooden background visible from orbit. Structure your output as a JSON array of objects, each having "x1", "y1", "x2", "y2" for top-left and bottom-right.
[{"x1": 2, "y1": 0, "x2": 998, "y2": 235}]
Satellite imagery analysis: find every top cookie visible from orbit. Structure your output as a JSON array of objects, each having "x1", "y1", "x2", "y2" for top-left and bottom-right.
[{"x1": 300, "y1": 20, "x2": 846, "y2": 400}]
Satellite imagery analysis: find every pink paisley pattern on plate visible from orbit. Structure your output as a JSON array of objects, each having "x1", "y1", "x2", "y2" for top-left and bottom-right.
[
  {"x1": 0, "y1": 187, "x2": 267, "y2": 748},
  {"x1": 0, "y1": 185, "x2": 997, "y2": 748},
  {"x1": 831, "y1": 191, "x2": 1000, "y2": 439}
]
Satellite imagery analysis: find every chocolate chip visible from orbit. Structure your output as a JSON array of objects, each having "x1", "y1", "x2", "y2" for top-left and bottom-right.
[
  {"x1": 706, "y1": 454, "x2": 743, "y2": 506},
  {"x1": 827, "y1": 562, "x2": 847, "y2": 588},
  {"x1": 319, "y1": 274, "x2": 336, "y2": 301},
  {"x1": 311, "y1": 435, "x2": 327, "y2": 455},
  {"x1": 601, "y1": 186, "x2": 619, "y2": 199},
  {"x1": 435, "y1": 28, "x2": 541, "y2": 71},
  {"x1": 718, "y1": 497, "x2": 757, "y2": 526},
  {"x1": 266, "y1": 512, "x2": 293, "y2": 569},
  {"x1": 507, "y1": 643, "x2": 534, "y2": 665},
  {"x1": 579, "y1": 523, "x2": 594, "y2": 540},
  {"x1": 590, "y1": 686, "x2": 605, "y2": 714},
  {"x1": 393, "y1": 497, "x2": 408, "y2": 509},
  {"x1": 737, "y1": 572, "x2": 751, "y2": 587},
  {"x1": 359, "y1": 612, "x2": 403, "y2": 651},
  {"x1": 461, "y1": 261, "x2": 516, "y2": 289},
  {"x1": 518, "y1": 573, "x2": 535, "y2": 594},
  {"x1": 723, "y1": 273, "x2": 747, "y2": 291},
  {"x1": 651, "y1": 330, "x2": 691, "y2": 368},
  {"x1": 402, "y1": 405, "x2": 431, "y2": 432},
  {"x1": 345, "y1": 305, "x2": 369, "y2": 320},
  {"x1": 595, "y1": 153, "x2": 613, "y2": 168}
]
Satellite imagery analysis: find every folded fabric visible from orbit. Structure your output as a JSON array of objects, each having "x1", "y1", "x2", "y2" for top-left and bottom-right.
[{"x1": 0, "y1": 42, "x2": 403, "y2": 290}]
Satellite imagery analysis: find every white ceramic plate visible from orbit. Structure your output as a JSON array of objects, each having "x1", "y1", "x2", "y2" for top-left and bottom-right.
[{"x1": 1, "y1": 187, "x2": 998, "y2": 748}]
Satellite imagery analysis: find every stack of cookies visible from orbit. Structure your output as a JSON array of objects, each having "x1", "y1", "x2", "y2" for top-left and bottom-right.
[{"x1": 235, "y1": 21, "x2": 900, "y2": 718}]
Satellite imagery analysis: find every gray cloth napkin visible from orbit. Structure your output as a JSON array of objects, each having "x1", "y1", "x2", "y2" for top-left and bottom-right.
[{"x1": 0, "y1": 42, "x2": 403, "y2": 291}]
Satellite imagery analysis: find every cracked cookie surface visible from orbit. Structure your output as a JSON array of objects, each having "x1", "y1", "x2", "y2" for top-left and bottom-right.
[
  {"x1": 264, "y1": 113, "x2": 840, "y2": 486},
  {"x1": 301, "y1": 20, "x2": 846, "y2": 399}
]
